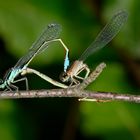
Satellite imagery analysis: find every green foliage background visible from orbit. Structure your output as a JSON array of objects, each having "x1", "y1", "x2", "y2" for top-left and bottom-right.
[{"x1": 0, "y1": 0, "x2": 140, "y2": 140}]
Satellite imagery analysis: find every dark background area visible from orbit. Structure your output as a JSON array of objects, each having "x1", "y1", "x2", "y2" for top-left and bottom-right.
[{"x1": 0, "y1": 0, "x2": 140, "y2": 140}]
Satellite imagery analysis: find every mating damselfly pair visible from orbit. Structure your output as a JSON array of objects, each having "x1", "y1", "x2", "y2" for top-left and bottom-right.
[{"x1": 0, "y1": 10, "x2": 128, "y2": 91}]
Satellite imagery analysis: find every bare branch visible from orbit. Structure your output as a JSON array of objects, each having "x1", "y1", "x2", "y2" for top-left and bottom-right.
[{"x1": 0, "y1": 89, "x2": 140, "y2": 103}]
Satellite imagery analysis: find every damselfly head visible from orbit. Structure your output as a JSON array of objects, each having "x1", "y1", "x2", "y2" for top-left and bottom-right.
[{"x1": 59, "y1": 72, "x2": 70, "y2": 82}]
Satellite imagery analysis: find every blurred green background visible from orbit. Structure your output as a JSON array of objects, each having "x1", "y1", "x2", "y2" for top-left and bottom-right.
[{"x1": 0, "y1": 0, "x2": 140, "y2": 140}]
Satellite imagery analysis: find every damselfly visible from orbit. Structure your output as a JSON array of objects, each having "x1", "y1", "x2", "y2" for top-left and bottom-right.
[
  {"x1": 0, "y1": 23, "x2": 69, "y2": 90},
  {"x1": 60, "y1": 10, "x2": 128, "y2": 85}
]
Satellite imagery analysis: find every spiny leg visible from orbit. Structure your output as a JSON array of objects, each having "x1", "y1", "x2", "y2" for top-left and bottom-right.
[
  {"x1": 84, "y1": 66, "x2": 90, "y2": 78},
  {"x1": 74, "y1": 65, "x2": 90, "y2": 80},
  {"x1": 4, "y1": 84, "x2": 18, "y2": 92},
  {"x1": 69, "y1": 77, "x2": 80, "y2": 87},
  {"x1": 68, "y1": 65, "x2": 90, "y2": 86},
  {"x1": 12, "y1": 77, "x2": 29, "y2": 90},
  {"x1": 9, "y1": 84, "x2": 19, "y2": 92},
  {"x1": 5, "y1": 85, "x2": 13, "y2": 91}
]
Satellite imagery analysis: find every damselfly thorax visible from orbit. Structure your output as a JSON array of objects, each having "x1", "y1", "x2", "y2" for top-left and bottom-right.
[{"x1": 60, "y1": 60, "x2": 90, "y2": 85}]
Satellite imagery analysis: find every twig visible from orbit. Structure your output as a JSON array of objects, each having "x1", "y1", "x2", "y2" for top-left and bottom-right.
[
  {"x1": 0, "y1": 62, "x2": 140, "y2": 103},
  {"x1": 0, "y1": 89, "x2": 140, "y2": 103}
]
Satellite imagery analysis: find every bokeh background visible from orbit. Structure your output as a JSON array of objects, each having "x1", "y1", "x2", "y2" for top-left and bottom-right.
[{"x1": 0, "y1": 0, "x2": 140, "y2": 140}]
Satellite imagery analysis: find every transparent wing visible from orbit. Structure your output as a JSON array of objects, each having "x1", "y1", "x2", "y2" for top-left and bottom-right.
[
  {"x1": 14, "y1": 23, "x2": 61, "y2": 69},
  {"x1": 79, "y1": 10, "x2": 128, "y2": 61}
]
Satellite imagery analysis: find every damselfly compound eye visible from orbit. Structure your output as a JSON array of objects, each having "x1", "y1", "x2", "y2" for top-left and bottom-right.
[{"x1": 59, "y1": 72, "x2": 70, "y2": 82}]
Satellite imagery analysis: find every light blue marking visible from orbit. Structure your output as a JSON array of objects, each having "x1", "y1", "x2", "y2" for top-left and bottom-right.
[{"x1": 64, "y1": 52, "x2": 70, "y2": 72}]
